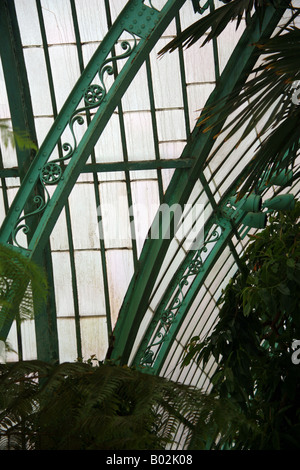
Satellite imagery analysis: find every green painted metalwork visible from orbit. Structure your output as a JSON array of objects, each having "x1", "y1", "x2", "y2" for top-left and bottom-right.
[
  {"x1": 0, "y1": 0, "x2": 59, "y2": 362},
  {"x1": 0, "y1": 159, "x2": 194, "y2": 179},
  {"x1": 0, "y1": 0, "x2": 185, "y2": 254},
  {"x1": 132, "y1": 172, "x2": 243, "y2": 371},
  {"x1": 141, "y1": 221, "x2": 234, "y2": 374},
  {"x1": 110, "y1": 3, "x2": 286, "y2": 366},
  {"x1": 0, "y1": 0, "x2": 187, "y2": 343}
]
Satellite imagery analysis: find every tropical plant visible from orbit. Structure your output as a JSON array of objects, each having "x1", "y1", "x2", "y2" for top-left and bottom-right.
[
  {"x1": 0, "y1": 244, "x2": 48, "y2": 356},
  {"x1": 182, "y1": 203, "x2": 300, "y2": 449},
  {"x1": 160, "y1": 0, "x2": 300, "y2": 197},
  {"x1": 0, "y1": 122, "x2": 37, "y2": 152},
  {"x1": 0, "y1": 358, "x2": 211, "y2": 450}
]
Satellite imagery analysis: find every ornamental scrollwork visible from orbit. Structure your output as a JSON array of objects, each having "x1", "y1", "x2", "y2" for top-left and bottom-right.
[
  {"x1": 139, "y1": 225, "x2": 223, "y2": 367},
  {"x1": 12, "y1": 35, "x2": 137, "y2": 249}
]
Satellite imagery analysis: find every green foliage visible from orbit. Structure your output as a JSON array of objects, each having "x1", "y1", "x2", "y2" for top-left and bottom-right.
[
  {"x1": 0, "y1": 244, "x2": 48, "y2": 341},
  {"x1": 0, "y1": 122, "x2": 37, "y2": 152},
  {"x1": 0, "y1": 360, "x2": 206, "y2": 450},
  {"x1": 160, "y1": 0, "x2": 300, "y2": 197},
  {"x1": 183, "y1": 204, "x2": 300, "y2": 449}
]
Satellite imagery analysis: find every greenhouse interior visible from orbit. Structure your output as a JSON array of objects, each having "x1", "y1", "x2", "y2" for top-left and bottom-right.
[{"x1": 0, "y1": 0, "x2": 299, "y2": 451}]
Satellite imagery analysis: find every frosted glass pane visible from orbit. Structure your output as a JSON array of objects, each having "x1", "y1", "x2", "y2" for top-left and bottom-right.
[
  {"x1": 15, "y1": 0, "x2": 42, "y2": 46},
  {"x1": 24, "y1": 48, "x2": 53, "y2": 116},
  {"x1": 161, "y1": 168, "x2": 175, "y2": 193},
  {"x1": 1, "y1": 135, "x2": 18, "y2": 168},
  {"x1": 156, "y1": 109, "x2": 186, "y2": 142},
  {"x1": 124, "y1": 111, "x2": 155, "y2": 160},
  {"x1": 75, "y1": 0, "x2": 108, "y2": 43},
  {"x1": 49, "y1": 45, "x2": 80, "y2": 112},
  {"x1": 105, "y1": 249, "x2": 134, "y2": 327},
  {"x1": 94, "y1": 113, "x2": 123, "y2": 163},
  {"x1": 35, "y1": 117, "x2": 55, "y2": 148},
  {"x1": 122, "y1": 63, "x2": 150, "y2": 112},
  {"x1": 41, "y1": 0, "x2": 75, "y2": 45},
  {"x1": 68, "y1": 183, "x2": 100, "y2": 250},
  {"x1": 158, "y1": 141, "x2": 186, "y2": 159},
  {"x1": 217, "y1": 20, "x2": 245, "y2": 74},
  {"x1": 21, "y1": 320, "x2": 37, "y2": 361},
  {"x1": 51, "y1": 251, "x2": 75, "y2": 317},
  {"x1": 74, "y1": 250, "x2": 106, "y2": 316},
  {"x1": 187, "y1": 83, "x2": 215, "y2": 130},
  {"x1": 80, "y1": 316, "x2": 109, "y2": 362},
  {"x1": 0, "y1": 191, "x2": 7, "y2": 227},
  {"x1": 150, "y1": 41, "x2": 183, "y2": 109},
  {"x1": 50, "y1": 206, "x2": 69, "y2": 251},
  {"x1": 82, "y1": 42, "x2": 100, "y2": 68},
  {"x1": 150, "y1": 240, "x2": 186, "y2": 310},
  {"x1": 5, "y1": 322, "x2": 19, "y2": 363},
  {"x1": 130, "y1": 180, "x2": 160, "y2": 256},
  {"x1": 57, "y1": 318, "x2": 78, "y2": 362},
  {"x1": 184, "y1": 43, "x2": 216, "y2": 84},
  {"x1": 109, "y1": 0, "x2": 127, "y2": 22},
  {"x1": 99, "y1": 181, "x2": 132, "y2": 248}
]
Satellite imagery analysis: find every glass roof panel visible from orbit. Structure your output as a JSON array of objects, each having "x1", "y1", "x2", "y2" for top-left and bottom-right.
[{"x1": 0, "y1": 2, "x2": 299, "y2": 421}]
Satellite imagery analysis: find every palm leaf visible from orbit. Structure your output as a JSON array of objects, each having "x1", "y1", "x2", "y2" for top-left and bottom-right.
[
  {"x1": 197, "y1": 24, "x2": 300, "y2": 195},
  {"x1": 159, "y1": 0, "x2": 291, "y2": 56},
  {"x1": 0, "y1": 244, "x2": 48, "y2": 339}
]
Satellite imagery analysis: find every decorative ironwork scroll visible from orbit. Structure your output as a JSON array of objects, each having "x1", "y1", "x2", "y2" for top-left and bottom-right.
[
  {"x1": 139, "y1": 226, "x2": 223, "y2": 366},
  {"x1": 12, "y1": 35, "x2": 137, "y2": 249}
]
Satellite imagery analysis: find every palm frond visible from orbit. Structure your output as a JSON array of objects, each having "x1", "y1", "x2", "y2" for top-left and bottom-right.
[
  {"x1": 0, "y1": 244, "x2": 48, "y2": 337},
  {"x1": 197, "y1": 25, "x2": 300, "y2": 195},
  {"x1": 0, "y1": 361, "x2": 205, "y2": 450},
  {"x1": 159, "y1": 0, "x2": 291, "y2": 56}
]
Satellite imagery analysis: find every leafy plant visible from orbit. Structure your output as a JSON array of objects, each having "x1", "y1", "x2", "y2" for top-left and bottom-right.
[
  {"x1": 183, "y1": 203, "x2": 300, "y2": 449},
  {"x1": 0, "y1": 244, "x2": 48, "y2": 352},
  {"x1": 0, "y1": 122, "x2": 37, "y2": 152},
  {"x1": 160, "y1": 0, "x2": 300, "y2": 197},
  {"x1": 0, "y1": 359, "x2": 207, "y2": 450}
]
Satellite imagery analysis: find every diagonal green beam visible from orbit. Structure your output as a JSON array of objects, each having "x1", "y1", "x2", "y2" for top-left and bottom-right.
[
  {"x1": 0, "y1": 0, "x2": 186, "y2": 253},
  {"x1": 144, "y1": 220, "x2": 234, "y2": 376},
  {"x1": 131, "y1": 158, "x2": 253, "y2": 373},
  {"x1": 110, "y1": 3, "x2": 286, "y2": 365},
  {"x1": 0, "y1": 0, "x2": 59, "y2": 361},
  {"x1": 0, "y1": 0, "x2": 186, "y2": 340}
]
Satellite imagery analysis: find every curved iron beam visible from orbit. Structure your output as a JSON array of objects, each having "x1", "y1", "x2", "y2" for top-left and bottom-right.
[
  {"x1": 110, "y1": 3, "x2": 286, "y2": 365},
  {"x1": 0, "y1": 0, "x2": 186, "y2": 340}
]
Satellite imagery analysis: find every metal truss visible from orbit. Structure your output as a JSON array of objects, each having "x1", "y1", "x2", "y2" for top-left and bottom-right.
[
  {"x1": 110, "y1": 2, "x2": 286, "y2": 367},
  {"x1": 0, "y1": 0, "x2": 286, "y2": 370},
  {"x1": 0, "y1": 0, "x2": 186, "y2": 341}
]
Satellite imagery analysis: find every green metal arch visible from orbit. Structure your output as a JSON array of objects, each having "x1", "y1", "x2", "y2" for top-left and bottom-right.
[
  {"x1": 110, "y1": 2, "x2": 286, "y2": 367},
  {"x1": 0, "y1": 0, "x2": 288, "y2": 372},
  {"x1": 0, "y1": 0, "x2": 186, "y2": 340}
]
